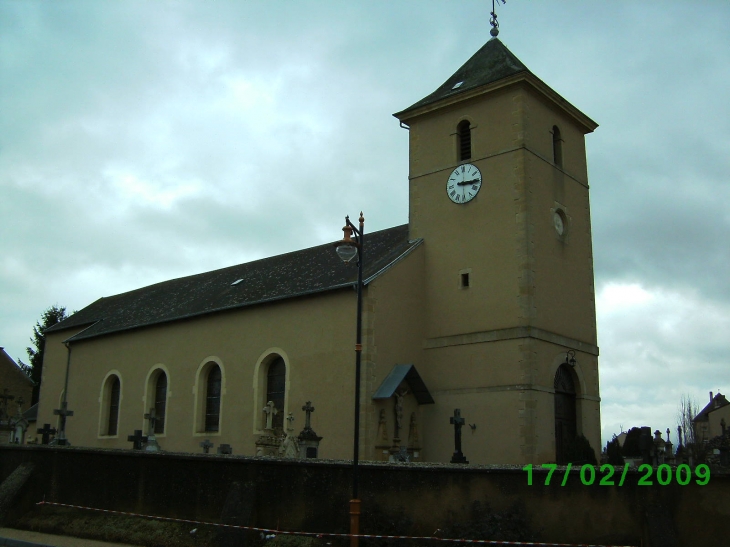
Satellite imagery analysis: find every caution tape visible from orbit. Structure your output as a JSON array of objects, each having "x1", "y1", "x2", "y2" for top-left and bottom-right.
[{"x1": 35, "y1": 500, "x2": 636, "y2": 547}]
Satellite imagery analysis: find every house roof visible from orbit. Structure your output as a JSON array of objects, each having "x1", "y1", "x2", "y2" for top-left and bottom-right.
[
  {"x1": 0, "y1": 348, "x2": 34, "y2": 387},
  {"x1": 46, "y1": 224, "x2": 422, "y2": 343},
  {"x1": 693, "y1": 392, "x2": 730, "y2": 423}
]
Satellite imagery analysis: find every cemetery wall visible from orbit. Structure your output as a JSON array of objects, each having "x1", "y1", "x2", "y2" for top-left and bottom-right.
[{"x1": 0, "y1": 445, "x2": 727, "y2": 546}]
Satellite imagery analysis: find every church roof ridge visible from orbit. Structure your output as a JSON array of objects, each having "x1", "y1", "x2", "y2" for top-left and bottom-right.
[
  {"x1": 47, "y1": 224, "x2": 421, "y2": 343},
  {"x1": 394, "y1": 38, "x2": 529, "y2": 118}
]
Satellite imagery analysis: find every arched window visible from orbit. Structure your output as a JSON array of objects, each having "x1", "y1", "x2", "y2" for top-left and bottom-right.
[
  {"x1": 554, "y1": 364, "x2": 576, "y2": 464},
  {"x1": 205, "y1": 365, "x2": 221, "y2": 432},
  {"x1": 266, "y1": 357, "x2": 286, "y2": 429},
  {"x1": 457, "y1": 120, "x2": 471, "y2": 161},
  {"x1": 108, "y1": 377, "x2": 120, "y2": 436},
  {"x1": 552, "y1": 125, "x2": 563, "y2": 168},
  {"x1": 154, "y1": 372, "x2": 167, "y2": 434}
]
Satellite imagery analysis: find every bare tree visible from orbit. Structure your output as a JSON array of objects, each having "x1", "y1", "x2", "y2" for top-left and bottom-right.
[{"x1": 677, "y1": 393, "x2": 704, "y2": 462}]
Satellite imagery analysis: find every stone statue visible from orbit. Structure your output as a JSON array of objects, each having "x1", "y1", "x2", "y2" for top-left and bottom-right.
[
  {"x1": 408, "y1": 411, "x2": 420, "y2": 448},
  {"x1": 378, "y1": 409, "x2": 388, "y2": 442},
  {"x1": 393, "y1": 388, "x2": 408, "y2": 441}
]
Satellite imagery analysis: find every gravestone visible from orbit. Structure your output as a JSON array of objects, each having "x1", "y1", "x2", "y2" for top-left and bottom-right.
[
  {"x1": 450, "y1": 409, "x2": 468, "y2": 464},
  {"x1": 36, "y1": 424, "x2": 57, "y2": 445},
  {"x1": 200, "y1": 439, "x2": 214, "y2": 454},
  {"x1": 217, "y1": 444, "x2": 233, "y2": 455},
  {"x1": 297, "y1": 401, "x2": 322, "y2": 459},
  {"x1": 255, "y1": 402, "x2": 282, "y2": 456},
  {"x1": 262, "y1": 401, "x2": 278, "y2": 431},
  {"x1": 52, "y1": 402, "x2": 74, "y2": 446},
  {"x1": 143, "y1": 410, "x2": 161, "y2": 452},
  {"x1": 127, "y1": 430, "x2": 148, "y2": 450},
  {"x1": 279, "y1": 413, "x2": 300, "y2": 458}
]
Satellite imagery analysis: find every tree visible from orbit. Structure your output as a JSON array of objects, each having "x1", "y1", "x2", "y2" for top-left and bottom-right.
[
  {"x1": 606, "y1": 435, "x2": 624, "y2": 465},
  {"x1": 621, "y1": 427, "x2": 645, "y2": 457},
  {"x1": 677, "y1": 393, "x2": 705, "y2": 463},
  {"x1": 563, "y1": 434, "x2": 597, "y2": 465},
  {"x1": 18, "y1": 305, "x2": 68, "y2": 406}
]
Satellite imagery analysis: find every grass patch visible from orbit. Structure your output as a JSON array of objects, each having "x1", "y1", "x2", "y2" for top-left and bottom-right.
[{"x1": 15, "y1": 504, "x2": 220, "y2": 547}]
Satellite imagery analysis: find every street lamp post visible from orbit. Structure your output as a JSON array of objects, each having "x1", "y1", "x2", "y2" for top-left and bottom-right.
[{"x1": 335, "y1": 212, "x2": 365, "y2": 547}]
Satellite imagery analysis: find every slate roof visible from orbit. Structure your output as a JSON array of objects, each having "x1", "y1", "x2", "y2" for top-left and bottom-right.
[
  {"x1": 372, "y1": 364, "x2": 435, "y2": 405},
  {"x1": 394, "y1": 38, "x2": 528, "y2": 118},
  {"x1": 394, "y1": 38, "x2": 597, "y2": 133},
  {"x1": 693, "y1": 393, "x2": 730, "y2": 422},
  {"x1": 47, "y1": 224, "x2": 422, "y2": 343}
]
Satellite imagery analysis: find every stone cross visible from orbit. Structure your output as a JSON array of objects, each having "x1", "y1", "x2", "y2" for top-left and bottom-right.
[
  {"x1": 217, "y1": 444, "x2": 233, "y2": 455},
  {"x1": 200, "y1": 439, "x2": 214, "y2": 454},
  {"x1": 144, "y1": 409, "x2": 157, "y2": 436},
  {"x1": 53, "y1": 401, "x2": 74, "y2": 446},
  {"x1": 449, "y1": 409, "x2": 468, "y2": 464},
  {"x1": 127, "y1": 429, "x2": 148, "y2": 450},
  {"x1": 263, "y1": 401, "x2": 278, "y2": 430},
  {"x1": 302, "y1": 401, "x2": 315, "y2": 431},
  {"x1": 677, "y1": 425, "x2": 683, "y2": 447},
  {"x1": 286, "y1": 412, "x2": 295, "y2": 433},
  {"x1": 37, "y1": 423, "x2": 57, "y2": 445},
  {"x1": 15, "y1": 396, "x2": 24, "y2": 417}
]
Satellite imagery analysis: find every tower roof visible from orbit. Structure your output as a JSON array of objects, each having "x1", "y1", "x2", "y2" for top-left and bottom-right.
[
  {"x1": 394, "y1": 38, "x2": 597, "y2": 133},
  {"x1": 395, "y1": 38, "x2": 528, "y2": 117}
]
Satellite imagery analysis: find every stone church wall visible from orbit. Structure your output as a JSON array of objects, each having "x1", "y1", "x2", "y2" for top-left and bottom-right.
[{"x1": 1, "y1": 445, "x2": 727, "y2": 546}]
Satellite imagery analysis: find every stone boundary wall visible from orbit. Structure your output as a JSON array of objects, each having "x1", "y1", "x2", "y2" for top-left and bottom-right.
[{"x1": 0, "y1": 445, "x2": 727, "y2": 546}]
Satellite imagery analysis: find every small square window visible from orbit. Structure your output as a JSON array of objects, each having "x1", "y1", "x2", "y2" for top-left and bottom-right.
[{"x1": 461, "y1": 272, "x2": 470, "y2": 288}]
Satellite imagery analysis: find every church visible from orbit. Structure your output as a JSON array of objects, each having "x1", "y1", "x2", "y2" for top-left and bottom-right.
[{"x1": 36, "y1": 33, "x2": 601, "y2": 465}]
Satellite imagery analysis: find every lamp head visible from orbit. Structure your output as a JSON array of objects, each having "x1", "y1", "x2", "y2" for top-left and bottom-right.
[{"x1": 336, "y1": 224, "x2": 359, "y2": 263}]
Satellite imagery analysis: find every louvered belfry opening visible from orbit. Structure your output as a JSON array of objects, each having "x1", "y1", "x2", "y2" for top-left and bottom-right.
[
  {"x1": 266, "y1": 357, "x2": 286, "y2": 429},
  {"x1": 205, "y1": 365, "x2": 221, "y2": 432},
  {"x1": 552, "y1": 125, "x2": 563, "y2": 168},
  {"x1": 457, "y1": 120, "x2": 471, "y2": 161},
  {"x1": 554, "y1": 364, "x2": 577, "y2": 464},
  {"x1": 154, "y1": 372, "x2": 167, "y2": 434},
  {"x1": 108, "y1": 377, "x2": 120, "y2": 436}
]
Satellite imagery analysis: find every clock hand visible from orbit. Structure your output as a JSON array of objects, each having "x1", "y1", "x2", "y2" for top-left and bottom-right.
[{"x1": 457, "y1": 178, "x2": 480, "y2": 186}]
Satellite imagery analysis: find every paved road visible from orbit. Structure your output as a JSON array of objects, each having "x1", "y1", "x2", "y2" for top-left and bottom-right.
[{"x1": 0, "y1": 528, "x2": 137, "y2": 547}]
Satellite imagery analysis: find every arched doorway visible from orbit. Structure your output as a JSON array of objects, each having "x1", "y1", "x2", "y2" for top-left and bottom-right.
[{"x1": 554, "y1": 364, "x2": 577, "y2": 464}]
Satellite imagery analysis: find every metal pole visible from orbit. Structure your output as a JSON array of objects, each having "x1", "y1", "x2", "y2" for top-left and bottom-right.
[{"x1": 349, "y1": 213, "x2": 364, "y2": 547}]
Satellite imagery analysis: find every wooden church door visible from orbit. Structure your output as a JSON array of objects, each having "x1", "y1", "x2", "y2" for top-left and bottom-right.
[{"x1": 554, "y1": 364, "x2": 577, "y2": 464}]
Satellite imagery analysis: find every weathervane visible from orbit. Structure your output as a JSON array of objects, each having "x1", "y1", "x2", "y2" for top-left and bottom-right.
[{"x1": 490, "y1": 0, "x2": 506, "y2": 38}]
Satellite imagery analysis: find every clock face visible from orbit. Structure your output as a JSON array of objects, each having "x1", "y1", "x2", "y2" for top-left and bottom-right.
[
  {"x1": 553, "y1": 210, "x2": 565, "y2": 236},
  {"x1": 446, "y1": 163, "x2": 482, "y2": 204}
]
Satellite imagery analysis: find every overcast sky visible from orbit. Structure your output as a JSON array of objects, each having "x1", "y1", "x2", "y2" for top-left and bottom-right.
[{"x1": 2, "y1": 1, "x2": 728, "y2": 448}]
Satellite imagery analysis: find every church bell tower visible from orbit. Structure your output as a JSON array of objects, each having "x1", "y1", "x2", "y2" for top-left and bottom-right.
[{"x1": 394, "y1": 33, "x2": 601, "y2": 464}]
